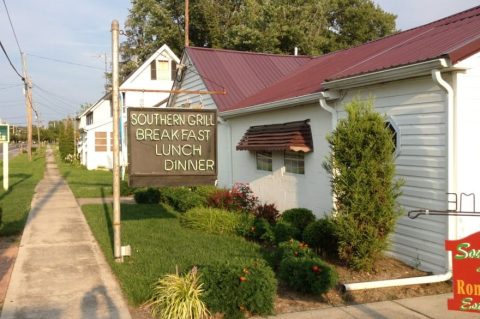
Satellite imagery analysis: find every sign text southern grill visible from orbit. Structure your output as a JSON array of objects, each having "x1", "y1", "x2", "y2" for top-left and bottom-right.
[{"x1": 128, "y1": 108, "x2": 217, "y2": 187}]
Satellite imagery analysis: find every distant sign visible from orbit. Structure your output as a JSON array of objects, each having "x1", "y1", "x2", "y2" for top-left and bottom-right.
[
  {"x1": 127, "y1": 108, "x2": 217, "y2": 187},
  {"x1": 0, "y1": 125, "x2": 9, "y2": 142},
  {"x1": 446, "y1": 231, "x2": 480, "y2": 313}
]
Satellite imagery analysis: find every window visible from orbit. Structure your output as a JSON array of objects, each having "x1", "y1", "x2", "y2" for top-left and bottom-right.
[
  {"x1": 256, "y1": 151, "x2": 272, "y2": 171},
  {"x1": 385, "y1": 118, "x2": 400, "y2": 156},
  {"x1": 171, "y1": 60, "x2": 177, "y2": 81},
  {"x1": 95, "y1": 132, "x2": 107, "y2": 152},
  {"x1": 157, "y1": 60, "x2": 169, "y2": 80},
  {"x1": 86, "y1": 112, "x2": 93, "y2": 125},
  {"x1": 284, "y1": 151, "x2": 305, "y2": 174},
  {"x1": 150, "y1": 61, "x2": 157, "y2": 80}
]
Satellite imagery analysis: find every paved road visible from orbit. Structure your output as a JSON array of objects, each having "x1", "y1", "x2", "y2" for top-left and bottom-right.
[{"x1": 0, "y1": 144, "x2": 22, "y2": 160}]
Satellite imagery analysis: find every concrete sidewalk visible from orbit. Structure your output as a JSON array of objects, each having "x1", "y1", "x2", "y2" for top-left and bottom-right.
[
  {"x1": 0, "y1": 147, "x2": 131, "y2": 319},
  {"x1": 258, "y1": 293, "x2": 479, "y2": 318}
]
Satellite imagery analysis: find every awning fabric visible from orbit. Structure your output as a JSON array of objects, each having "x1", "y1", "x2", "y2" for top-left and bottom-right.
[{"x1": 236, "y1": 120, "x2": 313, "y2": 152}]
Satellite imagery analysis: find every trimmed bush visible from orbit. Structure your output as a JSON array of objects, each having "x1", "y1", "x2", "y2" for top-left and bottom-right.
[
  {"x1": 180, "y1": 207, "x2": 244, "y2": 236},
  {"x1": 278, "y1": 239, "x2": 315, "y2": 259},
  {"x1": 247, "y1": 218, "x2": 275, "y2": 244},
  {"x1": 134, "y1": 188, "x2": 160, "y2": 204},
  {"x1": 200, "y1": 259, "x2": 277, "y2": 319},
  {"x1": 280, "y1": 208, "x2": 316, "y2": 233},
  {"x1": 208, "y1": 183, "x2": 258, "y2": 213},
  {"x1": 273, "y1": 221, "x2": 300, "y2": 243},
  {"x1": 191, "y1": 185, "x2": 218, "y2": 200},
  {"x1": 303, "y1": 218, "x2": 338, "y2": 256},
  {"x1": 324, "y1": 100, "x2": 403, "y2": 270},
  {"x1": 145, "y1": 267, "x2": 209, "y2": 319},
  {"x1": 278, "y1": 256, "x2": 338, "y2": 294},
  {"x1": 254, "y1": 203, "x2": 279, "y2": 225},
  {"x1": 160, "y1": 187, "x2": 207, "y2": 212}
]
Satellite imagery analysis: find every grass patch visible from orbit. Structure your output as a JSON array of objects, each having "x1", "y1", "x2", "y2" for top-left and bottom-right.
[
  {"x1": 56, "y1": 154, "x2": 113, "y2": 198},
  {"x1": 82, "y1": 203, "x2": 263, "y2": 306},
  {"x1": 0, "y1": 148, "x2": 46, "y2": 236}
]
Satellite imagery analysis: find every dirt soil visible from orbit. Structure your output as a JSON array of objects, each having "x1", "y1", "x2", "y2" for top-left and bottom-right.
[
  {"x1": 0, "y1": 236, "x2": 20, "y2": 312},
  {"x1": 130, "y1": 256, "x2": 452, "y2": 319}
]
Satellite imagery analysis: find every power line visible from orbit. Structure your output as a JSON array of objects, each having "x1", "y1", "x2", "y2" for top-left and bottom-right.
[
  {"x1": 0, "y1": 39, "x2": 24, "y2": 81},
  {"x1": 27, "y1": 53, "x2": 104, "y2": 71},
  {"x1": 33, "y1": 84, "x2": 82, "y2": 106},
  {"x1": 0, "y1": 84, "x2": 21, "y2": 90},
  {"x1": 1, "y1": 0, "x2": 22, "y2": 54}
]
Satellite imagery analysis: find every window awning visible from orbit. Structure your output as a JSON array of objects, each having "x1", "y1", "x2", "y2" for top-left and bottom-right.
[{"x1": 236, "y1": 120, "x2": 313, "y2": 152}]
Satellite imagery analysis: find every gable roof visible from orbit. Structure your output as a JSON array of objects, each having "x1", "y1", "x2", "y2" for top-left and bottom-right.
[
  {"x1": 185, "y1": 5, "x2": 480, "y2": 113},
  {"x1": 185, "y1": 47, "x2": 312, "y2": 112}
]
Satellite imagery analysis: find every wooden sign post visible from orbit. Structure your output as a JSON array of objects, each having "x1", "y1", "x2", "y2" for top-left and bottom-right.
[
  {"x1": 0, "y1": 124, "x2": 9, "y2": 191},
  {"x1": 127, "y1": 108, "x2": 217, "y2": 187}
]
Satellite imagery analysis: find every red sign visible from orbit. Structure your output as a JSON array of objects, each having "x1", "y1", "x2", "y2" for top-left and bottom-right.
[{"x1": 446, "y1": 231, "x2": 480, "y2": 313}]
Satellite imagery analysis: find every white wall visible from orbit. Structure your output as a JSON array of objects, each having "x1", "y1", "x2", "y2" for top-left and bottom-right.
[
  {"x1": 336, "y1": 75, "x2": 449, "y2": 273},
  {"x1": 454, "y1": 52, "x2": 480, "y2": 238},
  {"x1": 226, "y1": 103, "x2": 333, "y2": 214}
]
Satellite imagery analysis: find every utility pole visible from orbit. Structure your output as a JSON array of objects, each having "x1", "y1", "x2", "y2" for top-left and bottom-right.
[
  {"x1": 185, "y1": 0, "x2": 189, "y2": 47},
  {"x1": 21, "y1": 52, "x2": 32, "y2": 161},
  {"x1": 111, "y1": 20, "x2": 122, "y2": 262}
]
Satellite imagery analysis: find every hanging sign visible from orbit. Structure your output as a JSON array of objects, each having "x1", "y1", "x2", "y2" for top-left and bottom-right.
[
  {"x1": 127, "y1": 108, "x2": 217, "y2": 187},
  {"x1": 446, "y1": 231, "x2": 480, "y2": 313}
]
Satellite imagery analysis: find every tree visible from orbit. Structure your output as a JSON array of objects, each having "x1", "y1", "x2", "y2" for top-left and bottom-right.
[
  {"x1": 323, "y1": 100, "x2": 403, "y2": 270},
  {"x1": 120, "y1": 0, "x2": 396, "y2": 79},
  {"x1": 58, "y1": 119, "x2": 75, "y2": 161}
]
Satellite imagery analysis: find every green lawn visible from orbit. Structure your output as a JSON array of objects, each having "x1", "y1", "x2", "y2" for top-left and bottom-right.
[
  {"x1": 0, "y1": 148, "x2": 46, "y2": 236},
  {"x1": 56, "y1": 155, "x2": 113, "y2": 198},
  {"x1": 82, "y1": 203, "x2": 263, "y2": 305}
]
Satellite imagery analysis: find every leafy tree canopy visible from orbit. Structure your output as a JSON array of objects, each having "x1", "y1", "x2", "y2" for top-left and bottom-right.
[{"x1": 121, "y1": 0, "x2": 396, "y2": 79}]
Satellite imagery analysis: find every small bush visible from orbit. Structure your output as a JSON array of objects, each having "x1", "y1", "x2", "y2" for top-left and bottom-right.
[
  {"x1": 201, "y1": 260, "x2": 276, "y2": 319},
  {"x1": 246, "y1": 218, "x2": 274, "y2": 244},
  {"x1": 180, "y1": 207, "x2": 244, "y2": 236},
  {"x1": 191, "y1": 185, "x2": 218, "y2": 200},
  {"x1": 273, "y1": 221, "x2": 300, "y2": 243},
  {"x1": 207, "y1": 183, "x2": 258, "y2": 213},
  {"x1": 145, "y1": 267, "x2": 209, "y2": 319},
  {"x1": 280, "y1": 208, "x2": 316, "y2": 233},
  {"x1": 160, "y1": 187, "x2": 207, "y2": 212},
  {"x1": 278, "y1": 239, "x2": 315, "y2": 259},
  {"x1": 303, "y1": 218, "x2": 338, "y2": 256},
  {"x1": 235, "y1": 213, "x2": 256, "y2": 238},
  {"x1": 208, "y1": 189, "x2": 237, "y2": 211},
  {"x1": 120, "y1": 180, "x2": 135, "y2": 196},
  {"x1": 254, "y1": 203, "x2": 279, "y2": 225},
  {"x1": 134, "y1": 188, "x2": 160, "y2": 204},
  {"x1": 278, "y1": 256, "x2": 338, "y2": 294}
]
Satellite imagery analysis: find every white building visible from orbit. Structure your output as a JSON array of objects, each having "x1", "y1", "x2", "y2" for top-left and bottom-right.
[
  {"x1": 78, "y1": 44, "x2": 179, "y2": 170},
  {"x1": 169, "y1": 6, "x2": 480, "y2": 274}
]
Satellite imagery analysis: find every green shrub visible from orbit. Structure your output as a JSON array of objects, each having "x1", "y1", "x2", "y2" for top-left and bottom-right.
[
  {"x1": 160, "y1": 187, "x2": 207, "y2": 212},
  {"x1": 134, "y1": 188, "x2": 161, "y2": 204},
  {"x1": 0, "y1": 206, "x2": 2, "y2": 226},
  {"x1": 278, "y1": 239, "x2": 315, "y2": 259},
  {"x1": 200, "y1": 260, "x2": 276, "y2": 319},
  {"x1": 303, "y1": 218, "x2": 338, "y2": 256},
  {"x1": 180, "y1": 207, "x2": 244, "y2": 236},
  {"x1": 191, "y1": 185, "x2": 218, "y2": 200},
  {"x1": 280, "y1": 208, "x2": 316, "y2": 233},
  {"x1": 324, "y1": 100, "x2": 403, "y2": 270},
  {"x1": 246, "y1": 218, "x2": 274, "y2": 244},
  {"x1": 120, "y1": 180, "x2": 135, "y2": 196},
  {"x1": 145, "y1": 267, "x2": 209, "y2": 319},
  {"x1": 278, "y1": 256, "x2": 338, "y2": 294},
  {"x1": 273, "y1": 221, "x2": 300, "y2": 243},
  {"x1": 207, "y1": 183, "x2": 258, "y2": 213}
]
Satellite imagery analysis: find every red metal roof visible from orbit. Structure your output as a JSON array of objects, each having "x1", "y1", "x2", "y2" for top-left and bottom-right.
[
  {"x1": 186, "y1": 5, "x2": 480, "y2": 112},
  {"x1": 186, "y1": 47, "x2": 312, "y2": 112}
]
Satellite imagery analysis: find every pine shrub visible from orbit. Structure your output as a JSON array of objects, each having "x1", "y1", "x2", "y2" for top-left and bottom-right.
[
  {"x1": 134, "y1": 188, "x2": 161, "y2": 204},
  {"x1": 278, "y1": 256, "x2": 338, "y2": 294},
  {"x1": 324, "y1": 100, "x2": 403, "y2": 270},
  {"x1": 303, "y1": 218, "x2": 338, "y2": 256},
  {"x1": 280, "y1": 208, "x2": 316, "y2": 233},
  {"x1": 200, "y1": 260, "x2": 276, "y2": 319}
]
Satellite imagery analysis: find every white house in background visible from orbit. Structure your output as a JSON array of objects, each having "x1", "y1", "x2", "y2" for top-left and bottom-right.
[
  {"x1": 169, "y1": 6, "x2": 480, "y2": 275},
  {"x1": 78, "y1": 44, "x2": 179, "y2": 170}
]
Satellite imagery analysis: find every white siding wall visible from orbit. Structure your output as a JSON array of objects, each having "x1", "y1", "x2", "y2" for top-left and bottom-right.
[
  {"x1": 227, "y1": 103, "x2": 333, "y2": 214},
  {"x1": 336, "y1": 75, "x2": 449, "y2": 273},
  {"x1": 454, "y1": 52, "x2": 480, "y2": 238}
]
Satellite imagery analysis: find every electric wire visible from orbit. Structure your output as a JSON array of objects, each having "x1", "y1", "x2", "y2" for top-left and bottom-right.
[
  {"x1": 1, "y1": 0, "x2": 22, "y2": 54},
  {"x1": 33, "y1": 84, "x2": 82, "y2": 106},
  {"x1": 0, "y1": 84, "x2": 22, "y2": 90},
  {"x1": 27, "y1": 53, "x2": 105, "y2": 71},
  {"x1": 0, "y1": 39, "x2": 24, "y2": 81}
]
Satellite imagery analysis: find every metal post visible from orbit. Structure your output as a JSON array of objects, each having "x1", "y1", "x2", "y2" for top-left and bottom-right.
[{"x1": 111, "y1": 20, "x2": 122, "y2": 262}]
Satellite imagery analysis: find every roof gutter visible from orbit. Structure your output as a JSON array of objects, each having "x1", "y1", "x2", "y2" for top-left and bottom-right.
[
  {"x1": 323, "y1": 59, "x2": 451, "y2": 90},
  {"x1": 220, "y1": 92, "x2": 323, "y2": 119}
]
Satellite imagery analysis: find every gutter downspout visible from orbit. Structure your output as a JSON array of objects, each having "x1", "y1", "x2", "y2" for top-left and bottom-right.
[
  {"x1": 319, "y1": 92, "x2": 338, "y2": 129},
  {"x1": 344, "y1": 64, "x2": 456, "y2": 291}
]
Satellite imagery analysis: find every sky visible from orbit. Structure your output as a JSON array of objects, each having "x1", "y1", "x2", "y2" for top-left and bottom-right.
[{"x1": 1, "y1": 0, "x2": 479, "y2": 126}]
